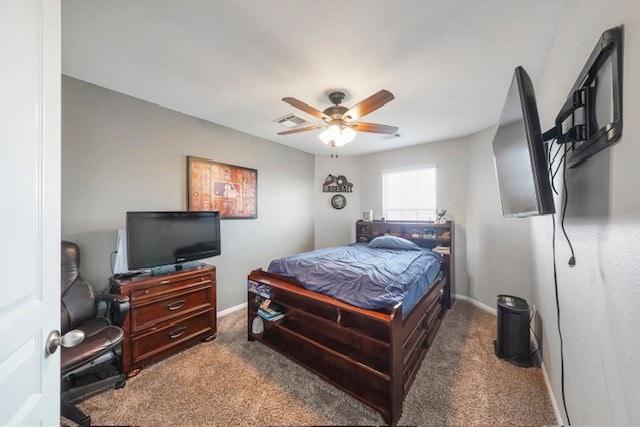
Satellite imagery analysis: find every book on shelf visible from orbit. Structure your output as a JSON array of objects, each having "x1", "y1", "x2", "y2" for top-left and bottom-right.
[
  {"x1": 248, "y1": 279, "x2": 273, "y2": 298},
  {"x1": 257, "y1": 308, "x2": 284, "y2": 321},
  {"x1": 259, "y1": 306, "x2": 279, "y2": 317}
]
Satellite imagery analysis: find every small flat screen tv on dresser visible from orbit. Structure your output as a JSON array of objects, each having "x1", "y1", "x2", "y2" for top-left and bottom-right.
[{"x1": 126, "y1": 211, "x2": 221, "y2": 270}]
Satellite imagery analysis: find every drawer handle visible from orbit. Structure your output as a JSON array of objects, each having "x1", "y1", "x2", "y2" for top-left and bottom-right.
[
  {"x1": 167, "y1": 300, "x2": 186, "y2": 311},
  {"x1": 168, "y1": 327, "x2": 187, "y2": 339}
]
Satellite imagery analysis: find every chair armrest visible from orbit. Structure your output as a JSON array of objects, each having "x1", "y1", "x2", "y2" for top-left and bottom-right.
[
  {"x1": 95, "y1": 293, "x2": 129, "y2": 305},
  {"x1": 96, "y1": 294, "x2": 130, "y2": 327}
]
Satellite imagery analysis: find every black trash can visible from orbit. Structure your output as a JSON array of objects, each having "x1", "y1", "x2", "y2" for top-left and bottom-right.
[{"x1": 494, "y1": 295, "x2": 532, "y2": 367}]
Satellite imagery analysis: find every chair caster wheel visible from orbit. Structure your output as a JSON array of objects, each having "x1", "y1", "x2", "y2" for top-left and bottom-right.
[{"x1": 116, "y1": 379, "x2": 126, "y2": 389}]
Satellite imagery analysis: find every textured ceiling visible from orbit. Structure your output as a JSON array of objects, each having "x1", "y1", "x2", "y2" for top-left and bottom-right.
[{"x1": 62, "y1": 0, "x2": 566, "y2": 156}]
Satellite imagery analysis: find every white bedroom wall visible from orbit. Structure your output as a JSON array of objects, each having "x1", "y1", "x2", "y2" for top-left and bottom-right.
[
  {"x1": 359, "y1": 138, "x2": 470, "y2": 297},
  {"x1": 532, "y1": 0, "x2": 640, "y2": 424},
  {"x1": 314, "y1": 155, "x2": 361, "y2": 249},
  {"x1": 61, "y1": 76, "x2": 315, "y2": 312},
  {"x1": 465, "y1": 126, "x2": 535, "y2": 306}
]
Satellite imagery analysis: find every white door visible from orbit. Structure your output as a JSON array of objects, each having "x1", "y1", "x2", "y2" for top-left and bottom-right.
[{"x1": 0, "y1": 0, "x2": 61, "y2": 425}]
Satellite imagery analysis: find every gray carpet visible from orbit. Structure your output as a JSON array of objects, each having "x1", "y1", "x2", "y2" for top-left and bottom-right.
[{"x1": 73, "y1": 301, "x2": 556, "y2": 425}]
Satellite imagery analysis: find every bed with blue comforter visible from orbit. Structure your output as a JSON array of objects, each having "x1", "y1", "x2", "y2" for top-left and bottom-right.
[
  {"x1": 248, "y1": 225, "x2": 453, "y2": 425},
  {"x1": 268, "y1": 242, "x2": 443, "y2": 315}
]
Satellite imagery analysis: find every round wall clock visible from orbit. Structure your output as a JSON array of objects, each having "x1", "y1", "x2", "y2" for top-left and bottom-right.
[{"x1": 331, "y1": 194, "x2": 347, "y2": 209}]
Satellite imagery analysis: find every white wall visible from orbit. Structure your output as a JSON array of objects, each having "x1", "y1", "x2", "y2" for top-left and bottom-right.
[
  {"x1": 532, "y1": 0, "x2": 640, "y2": 424},
  {"x1": 359, "y1": 138, "x2": 469, "y2": 296},
  {"x1": 465, "y1": 126, "x2": 535, "y2": 305},
  {"x1": 314, "y1": 155, "x2": 361, "y2": 249},
  {"x1": 62, "y1": 76, "x2": 315, "y2": 312}
]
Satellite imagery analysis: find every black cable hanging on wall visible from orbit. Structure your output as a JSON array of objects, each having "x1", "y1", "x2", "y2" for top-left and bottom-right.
[{"x1": 548, "y1": 137, "x2": 572, "y2": 425}]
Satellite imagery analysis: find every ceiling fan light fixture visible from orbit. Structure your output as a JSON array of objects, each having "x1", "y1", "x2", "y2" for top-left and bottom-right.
[
  {"x1": 319, "y1": 125, "x2": 356, "y2": 147},
  {"x1": 319, "y1": 125, "x2": 340, "y2": 144},
  {"x1": 342, "y1": 126, "x2": 356, "y2": 143}
]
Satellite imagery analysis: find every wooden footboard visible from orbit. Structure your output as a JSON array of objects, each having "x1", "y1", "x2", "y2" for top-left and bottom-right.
[{"x1": 247, "y1": 269, "x2": 447, "y2": 425}]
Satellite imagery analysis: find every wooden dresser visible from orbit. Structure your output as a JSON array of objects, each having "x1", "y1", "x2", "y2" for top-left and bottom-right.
[{"x1": 110, "y1": 265, "x2": 217, "y2": 376}]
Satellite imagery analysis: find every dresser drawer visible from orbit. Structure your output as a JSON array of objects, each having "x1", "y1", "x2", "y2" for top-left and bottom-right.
[
  {"x1": 131, "y1": 310, "x2": 213, "y2": 366},
  {"x1": 131, "y1": 284, "x2": 213, "y2": 333},
  {"x1": 130, "y1": 273, "x2": 213, "y2": 303}
]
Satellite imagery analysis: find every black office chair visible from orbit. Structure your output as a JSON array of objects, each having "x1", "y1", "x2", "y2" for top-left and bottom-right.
[{"x1": 60, "y1": 241, "x2": 130, "y2": 426}]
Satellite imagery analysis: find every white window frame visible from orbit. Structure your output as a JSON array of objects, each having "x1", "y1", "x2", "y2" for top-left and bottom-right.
[{"x1": 381, "y1": 164, "x2": 437, "y2": 221}]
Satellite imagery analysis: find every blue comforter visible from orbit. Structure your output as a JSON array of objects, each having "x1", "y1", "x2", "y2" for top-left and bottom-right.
[{"x1": 268, "y1": 243, "x2": 443, "y2": 311}]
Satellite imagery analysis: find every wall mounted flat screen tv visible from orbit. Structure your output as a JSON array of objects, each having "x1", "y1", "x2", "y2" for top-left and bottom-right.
[
  {"x1": 492, "y1": 66, "x2": 555, "y2": 218},
  {"x1": 127, "y1": 211, "x2": 221, "y2": 270}
]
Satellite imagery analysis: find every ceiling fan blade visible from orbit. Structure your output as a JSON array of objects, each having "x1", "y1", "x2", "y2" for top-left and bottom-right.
[
  {"x1": 282, "y1": 97, "x2": 331, "y2": 121},
  {"x1": 343, "y1": 90, "x2": 395, "y2": 120},
  {"x1": 277, "y1": 125, "x2": 324, "y2": 135},
  {"x1": 352, "y1": 122, "x2": 399, "y2": 134}
]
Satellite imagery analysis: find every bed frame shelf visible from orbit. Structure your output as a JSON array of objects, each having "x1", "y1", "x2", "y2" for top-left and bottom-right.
[
  {"x1": 356, "y1": 220, "x2": 452, "y2": 244},
  {"x1": 250, "y1": 303, "x2": 391, "y2": 374},
  {"x1": 253, "y1": 322, "x2": 392, "y2": 415}
]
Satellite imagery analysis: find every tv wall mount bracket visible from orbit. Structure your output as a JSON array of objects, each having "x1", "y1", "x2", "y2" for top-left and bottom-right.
[{"x1": 542, "y1": 26, "x2": 623, "y2": 168}]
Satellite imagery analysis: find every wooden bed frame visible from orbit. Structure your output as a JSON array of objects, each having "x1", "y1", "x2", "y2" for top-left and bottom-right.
[{"x1": 247, "y1": 220, "x2": 454, "y2": 425}]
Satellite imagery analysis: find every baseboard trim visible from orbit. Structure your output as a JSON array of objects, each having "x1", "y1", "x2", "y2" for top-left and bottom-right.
[
  {"x1": 541, "y1": 361, "x2": 563, "y2": 425},
  {"x1": 217, "y1": 302, "x2": 247, "y2": 317},
  {"x1": 454, "y1": 294, "x2": 496, "y2": 315}
]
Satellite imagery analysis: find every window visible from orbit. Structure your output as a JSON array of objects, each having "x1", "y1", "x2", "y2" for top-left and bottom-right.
[{"x1": 382, "y1": 165, "x2": 436, "y2": 221}]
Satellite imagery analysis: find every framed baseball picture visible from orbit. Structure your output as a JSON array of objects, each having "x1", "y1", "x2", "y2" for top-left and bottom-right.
[{"x1": 187, "y1": 156, "x2": 257, "y2": 219}]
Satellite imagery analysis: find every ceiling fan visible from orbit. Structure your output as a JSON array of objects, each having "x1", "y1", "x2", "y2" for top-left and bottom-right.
[{"x1": 277, "y1": 90, "x2": 399, "y2": 147}]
